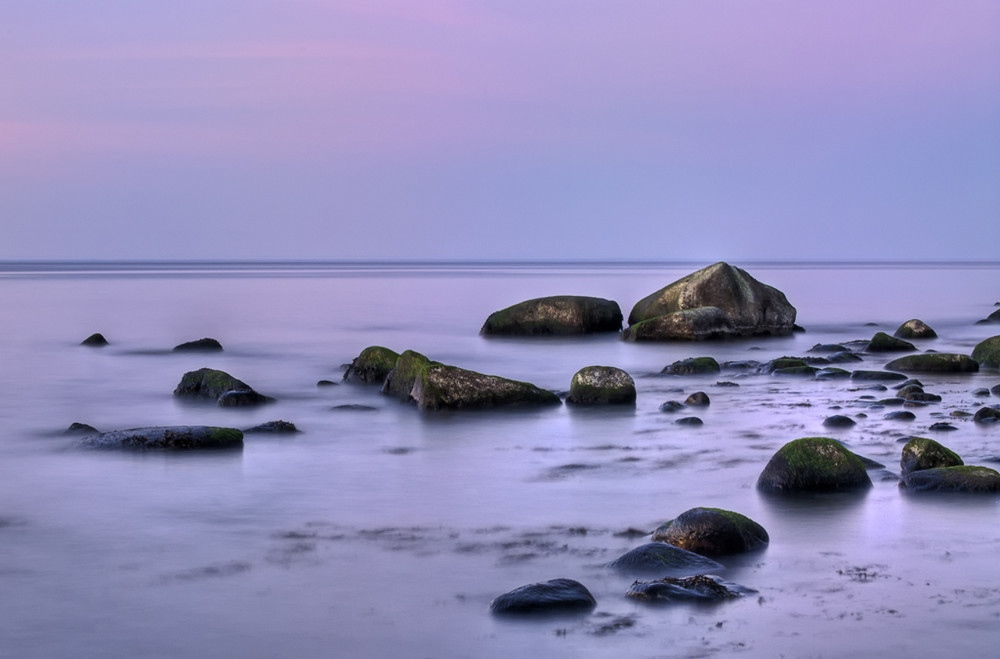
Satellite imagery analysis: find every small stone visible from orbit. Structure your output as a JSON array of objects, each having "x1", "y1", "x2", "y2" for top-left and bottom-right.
[
  {"x1": 659, "y1": 401, "x2": 685, "y2": 412},
  {"x1": 884, "y1": 411, "x2": 916, "y2": 421},
  {"x1": 684, "y1": 392, "x2": 710, "y2": 407},
  {"x1": 81, "y1": 332, "x2": 109, "y2": 347},
  {"x1": 489, "y1": 578, "x2": 597, "y2": 615},
  {"x1": 823, "y1": 415, "x2": 856, "y2": 428},
  {"x1": 929, "y1": 422, "x2": 958, "y2": 432},
  {"x1": 676, "y1": 417, "x2": 703, "y2": 426}
]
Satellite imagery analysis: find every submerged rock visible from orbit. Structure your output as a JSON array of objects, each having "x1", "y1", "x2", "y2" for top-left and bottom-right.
[
  {"x1": 172, "y1": 337, "x2": 223, "y2": 352},
  {"x1": 343, "y1": 346, "x2": 400, "y2": 384},
  {"x1": 900, "y1": 436, "x2": 963, "y2": 474},
  {"x1": 606, "y1": 542, "x2": 723, "y2": 575},
  {"x1": 623, "y1": 262, "x2": 796, "y2": 341},
  {"x1": 823, "y1": 415, "x2": 857, "y2": 428},
  {"x1": 174, "y1": 368, "x2": 256, "y2": 400},
  {"x1": 651, "y1": 507, "x2": 768, "y2": 557},
  {"x1": 851, "y1": 370, "x2": 908, "y2": 382},
  {"x1": 757, "y1": 437, "x2": 873, "y2": 493},
  {"x1": 884, "y1": 353, "x2": 979, "y2": 374},
  {"x1": 567, "y1": 366, "x2": 636, "y2": 405},
  {"x1": 661, "y1": 357, "x2": 721, "y2": 376},
  {"x1": 676, "y1": 416, "x2": 703, "y2": 426},
  {"x1": 866, "y1": 332, "x2": 916, "y2": 353},
  {"x1": 894, "y1": 319, "x2": 937, "y2": 339},
  {"x1": 243, "y1": 420, "x2": 300, "y2": 434},
  {"x1": 81, "y1": 332, "x2": 109, "y2": 347},
  {"x1": 218, "y1": 390, "x2": 275, "y2": 407},
  {"x1": 76, "y1": 426, "x2": 243, "y2": 450},
  {"x1": 489, "y1": 578, "x2": 596, "y2": 615},
  {"x1": 684, "y1": 391, "x2": 710, "y2": 407},
  {"x1": 974, "y1": 406, "x2": 1000, "y2": 423},
  {"x1": 626, "y1": 574, "x2": 755, "y2": 603},
  {"x1": 480, "y1": 296, "x2": 623, "y2": 336},
  {"x1": 902, "y1": 466, "x2": 1000, "y2": 493},
  {"x1": 659, "y1": 400, "x2": 685, "y2": 413},
  {"x1": 972, "y1": 335, "x2": 1000, "y2": 369},
  {"x1": 65, "y1": 422, "x2": 99, "y2": 435},
  {"x1": 828, "y1": 351, "x2": 863, "y2": 364}
]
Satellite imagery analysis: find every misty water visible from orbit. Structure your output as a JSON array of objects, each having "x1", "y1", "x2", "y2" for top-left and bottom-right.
[{"x1": 1, "y1": 262, "x2": 999, "y2": 658}]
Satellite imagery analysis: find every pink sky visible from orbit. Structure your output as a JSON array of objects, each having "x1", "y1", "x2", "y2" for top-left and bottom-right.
[{"x1": 2, "y1": 0, "x2": 998, "y2": 260}]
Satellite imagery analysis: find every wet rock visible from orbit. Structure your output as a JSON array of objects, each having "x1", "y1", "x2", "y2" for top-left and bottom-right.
[
  {"x1": 894, "y1": 378, "x2": 924, "y2": 390},
  {"x1": 676, "y1": 416, "x2": 703, "y2": 426},
  {"x1": 993, "y1": 384, "x2": 1000, "y2": 396},
  {"x1": 174, "y1": 368, "x2": 255, "y2": 400},
  {"x1": 972, "y1": 335, "x2": 1000, "y2": 369},
  {"x1": 489, "y1": 578, "x2": 597, "y2": 615},
  {"x1": 714, "y1": 381, "x2": 739, "y2": 387},
  {"x1": 761, "y1": 357, "x2": 808, "y2": 373},
  {"x1": 884, "y1": 411, "x2": 916, "y2": 421},
  {"x1": 218, "y1": 390, "x2": 275, "y2": 407},
  {"x1": 757, "y1": 437, "x2": 873, "y2": 493},
  {"x1": 902, "y1": 466, "x2": 1000, "y2": 493},
  {"x1": 81, "y1": 332, "x2": 109, "y2": 347},
  {"x1": 851, "y1": 370, "x2": 907, "y2": 382},
  {"x1": 684, "y1": 392, "x2": 710, "y2": 407},
  {"x1": 816, "y1": 367, "x2": 852, "y2": 380},
  {"x1": 866, "y1": 332, "x2": 916, "y2": 352},
  {"x1": 626, "y1": 574, "x2": 754, "y2": 603},
  {"x1": 332, "y1": 404, "x2": 379, "y2": 412},
  {"x1": 76, "y1": 426, "x2": 243, "y2": 450},
  {"x1": 316, "y1": 380, "x2": 338, "y2": 387},
  {"x1": 894, "y1": 319, "x2": 937, "y2": 339},
  {"x1": 343, "y1": 346, "x2": 400, "y2": 384},
  {"x1": 900, "y1": 437, "x2": 963, "y2": 474},
  {"x1": 773, "y1": 365, "x2": 819, "y2": 376},
  {"x1": 905, "y1": 391, "x2": 942, "y2": 403},
  {"x1": 978, "y1": 309, "x2": 1000, "y2": 324},
  {"x1": 823, "y1": 415, "x2": 856, "y2": 428},
  {"x1": 243, "y1": 420, "x2": 300, "y2": 434},
  {"x1": 660, "y1": 357, "x2": 721, "y2": 375},
  {"x1": 929, "y1": 422, "x2": 958, "y2": 431},
  {"x1": 651, "y1": 507, "x2": 768, "y2": 557},
  {"x1": 828, "y1": 351, "x2": 863, "y2": 363},
  {"x1": 606, "y1": 542, "x2": 723, "y2": 575},
  {"x1": 974, "y1": 406, "x2": 1000, "y2": 423},
  {"x1": 623, "y1": 262, "x2": 796, "y2": 341},
  {"x1": 567, "y1": 366, "x2": 636, "y2": 405},
  {"x1": 172, "y1": 337, "x2": 223, "y2": 352},
  {"x1": 884, "y1": 353, "x2": 979, "y2": 374},
  {"x1": 481, "y1": 296, "x2": 623, "y2": 336},
  {"x1": 972, "y1": 388, "x2": 991, "y2": 397},
  {"x1": 659, "y1": 401, "x2": 685, "y2": 413},
  {"x1": 809, "y1": 343, "x2": 849, "y2": 353}
]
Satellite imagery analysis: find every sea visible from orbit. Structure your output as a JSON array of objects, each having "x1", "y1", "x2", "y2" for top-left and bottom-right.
[{"x1": 0, "y1": 261, "x2": 998, "y2": 658}]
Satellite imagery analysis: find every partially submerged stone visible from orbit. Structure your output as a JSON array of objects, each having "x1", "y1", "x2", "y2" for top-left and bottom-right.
[
  {"x1": 343, "y1": 346, "x2": 400, "y2": 384},
  {"x1": 174, "y1": 368, "x2": 273, "y2": 406},
  {"x1": 76, "y1": 426, "x2": 243, "y2": 450},
  {"x1": 243, "y1": 420, "x2": 300, "y2": 434},
  {"x1": 606, "y1": 542, "x2": 723, "y2": 575},
  {"x1": 973, "y1": 406, "x2": 1000, "y2": 423},
  {"x1": 894, "y1": 319, "x2": 937, "y2": 339},
  {"x1": 622, "y1": 307, "x2": 735, "y2": 341},
  {"x1": 884, "y1": 353, "x2": 979, "y2": 374},
  {"x1": 81, "y1": 332, "x2": 109, "y2": 347},
  {"x1": 757, "y1": 437, "x2": 873, "y2": 493},
  {"x1": 626, "y1": 574, "x2": 755, "y2": 603},
  {"x1": 902, "y1": 466, "x2": 1000, "y2": 493},
  {"x1": 684, "y1": 392, "x2": 710, "y2": 407},
  {"x1": 489, "y1": 578, "x2": 596, "y2": 615},
  {"x1": 823, "y1": 415, "x2": 856, "y2": 428},
  {"x1": 65, "y1": 422, "x2": 99, "y2": 435},
  {"x1": 972, "y1": 335, "x2": 1000, "y2": 369},
  {"x1": 652, "y1": 507, "x2": 768, "y2": 557},
  {"x1": 851, "y1": 370, "x2": 907, "y2": 382},
  {"x1": 900, "y1": 436, "x2": 963, "y2": 474},
  {"x1": 218, "y1": 390, "x2": 275, "y2": 407},
  {"x1": 866, "y1": 332, "x2": 916, "y2": 352},
  {"x1": 567, "y1": 366, "x2": 636, "y2": 405},
  {"x1": 661, "y1": 357, "x2": 721, "y2": 376},
  {"x1": 480, "y1": 296, "x2": 623, "y2": 336},
  {"x1": 172, "y1": 337, "x2": 223, "y2": 352}
]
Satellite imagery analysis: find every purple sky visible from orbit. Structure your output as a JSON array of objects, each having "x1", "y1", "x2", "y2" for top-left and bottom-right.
[{"x1": 2, "y1": 1, "x2": 998, "y2": 261}]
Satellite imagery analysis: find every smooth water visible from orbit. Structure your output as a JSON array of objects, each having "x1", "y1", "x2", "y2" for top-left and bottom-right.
[{"x1": 1, "y1": 262, "x2": 998, "y2": 658}]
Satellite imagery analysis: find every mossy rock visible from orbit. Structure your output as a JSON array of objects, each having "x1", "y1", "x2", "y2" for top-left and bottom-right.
[
  {"x1": 651, "y1": 507, "x2": 768, "y2": 557},
  {"x1": 757, "y1": 437, "x2": 873, "y2": 493},
  {"x1": 816, "y1": 367, "x2": 852, "y2": 380},
  {"x1": 480, "y1": 296, "x2": 623, "y2": 335},
  {"x1": 828, "y1": 351, "x2": 863, "y2": 364},
  {"x1": 866, "y1": 332, "x2": 916, "y2": 352},
  {"x1": 173, "y1": 368, "x2": 256, "y2": 400},
  {"x1": 851, "y1": 370, "x2": 907, "y2": 382},
  {"x1": 972, "y1": 335, "x2": 1000, "y2": 369},
  {"x1": 762, "y1": 357, "x2": 808, "y2": 373},
  {"x1": 172, "y1": 337, "x2": 223, "y2": 352},
  {"x1": 489, "y1": 578, "x2": 596, "y2": 615},
  {"x1": 884, "y1": 353, "x2": 979, "y2": 374},
  {"x1": 567, "y1": 366, "x2": 636, "y2": 405},
  {"x1": 773, "y1": 365, "x2": 819, "y2": 376},
  {"x1": 621, "y1": 307, "x2": 735, "y2": 341},
  {"x1": 894, "y1": 319, "x2": 937, "y2": 339},
  {"x1": 81, "y1": 332, "x2": 109, "y2": 347},
  {"x1": 76, "y1": 426, "x2": 243, "y2": 450},
  {"x1": 606, "y1": 542, "x2": 723, "y2": 576},
  {"x1": 344, "y1": 346, "x2": 401, "y2": 384},
  {"x1": 218, "y1": 390, "x2": 275, "y2": 407},
  {"x1": 973, "y1": 406, "x2": 1000, "y2": 423},
  {"x1": 902, "y1": 466, "x2": 1000, "y2": 493},
  {"x1": 626, "y1": 574, "x2": 755, "y2": 603},
  {"x1": 684, "y1": 392, "x2": 710, "y2": 406},
  {"x1": 900, "y1": 436, "x2": 963, "y2": 474},
  {"x1": 660, "y1": 357, "x2": 721, "y2": 375}
]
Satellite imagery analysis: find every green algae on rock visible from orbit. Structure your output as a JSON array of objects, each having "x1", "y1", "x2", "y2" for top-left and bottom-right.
[
  {"x1": 884, "y1": 353, "x2": 979, "y2": 374},
  {"x1": 173, "y1": 367, "x2": 273, "y2": 406},
  {"x1": 76, "y1": 426, "x2": 243, "y2": 450},
  {"x1": 652, "y1": 507, "x2": 768, "y2": 557},
  {"x1": 567, "y1": 365, "x2": 636, "y2": 405},
  {"x1": 757, "y1": 437, "x2": 873, "y2": 493},
  {"x1": 866, "y1": 332, "x2": 916, "y2": 352},
  {"x1": 902, "y1": 466, "x2": 1000, "y2": 493},
  {"x1": 972, "y1": 335, "x2": 1000, "y2": 369},
  {"x1": 660, "y1": 356, "x2": 721, "y2": 375},
  {"x1": 343, "y1": 346, "x2": 401, "y2": 384},
  {"x1": 899, "y1": 436, "x2": 963, "y2": 475},
  {"x1": 480, "y1": 295, "x2": 623, "y2": 335}
]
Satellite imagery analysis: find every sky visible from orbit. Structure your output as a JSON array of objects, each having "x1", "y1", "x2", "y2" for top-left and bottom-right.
[{"x1": 1, "y1": 0, "x2": 998, "y2": 262}]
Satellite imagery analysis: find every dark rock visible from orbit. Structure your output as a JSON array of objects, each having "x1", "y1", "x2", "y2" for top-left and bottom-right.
[
  {"x1": 823, "y1": 415, "x2": 856, "y2": 428},
  {"x1": 217, "y1": 390, "x2": 275, "y2": 407},
  {"x1": 481, "y1": 296, "x2": 623, "y2": 336},
  {"x1": 172, "y1": 337, "x2": 223, "y2": 352},
  {"x1": 684, "y1": 392, "x2": 710, "y2": 407},
  {"x1": 606, "y1": 542, "x2": 723, "y2": 575},
  {"x1": 626, "y1": 575, "x2": 754, "y2": 603},
  {"x1": 828, "y1": 351, "x2": 863, "y2": 363},
  {"x1": 81, "y1": 332, "x2": 109, "y2": 347},
  {"x1": 567, "y1": 366, "x2": 636, "y2": 405},
  {"x1": 773, "y1": 365, "x2": 819, "y2": 376},
  {"x1": 65, "y1": 422, "x2": 99, "y2": 435},
  {"x1": 885, "y1": 411, "x2": 916, "y2": 421},
  {"x1": 174, "y1": 368, "x2": 256, "y2": 400},
  {"x1": 659, "y1": 401, "x2": 685, "y2": 413},
  {"x1": 757, "y1": 437, "x2": 873, "y2": 493},
  {"x1": 900, "y1": 436, "x2": 963, "y2": 474},
  {"x1": 623, "y1": 262, "x2": 796, "y2": 341},
  {"x1": 884, "y1": 354, "x2": 979, "y2": 374},
  {"x1": 76, "y1": 426, "x2": 243, "y2": 450},
  {"x1": 714, "y1": 381, "x2": 739, "y2": 387},
  {"x1": 972, "y1": 336, "x2": 1000, "y2": 369},
  {"x1": 993, "y1": 384, "x2": 1000, "y2": 396},
  {"x1": 243, "y1": 420, "x2": 299, "y2": 434},
  {"x1": 651, "y1": 507, "x2": 768, "y2": 557},
  {"x1": 316, "y1": 380, "x2": 338, "y2": 387},
  {"x1": 866, "y1": 332, "x2": 916, "y2": 352},
  {"x1": 894, "y1": 378, "x2": 924, "y2": 390},
  {"x1": 972, "y1": 388, "x2": 991, "y2": 397},
  {"x1": 894, "y1": 319, "x2": 937, "y2": 339},
  {"x1": 816, "y1": 367, "x2": 852, "y2": 380},
  {"x1": 974, "y1": 406, "x2": 1000, "y2": 423},
  {"x1": 809, "y1": 343, "x2": 849, "y2": 353},
  {"x1": 332, "y1": 404, "x2": 379, "y2": 412},
  {"x1": 343, "y1": 346, "x2": 400, "y2": 384},
  {"x1": 902, "y1": 466, "x2": 1000, "y2": 493},
  {"x1": 676, "y1": 416, "x2": 703, "y2": 426},
  {"x1": 851, "y1": 370, "x2": 907, "y2": 382},
  {"x1": 979, "y1": 309, "x2": 1000, "y2": 324},
  {"x1": 762, "y1": 357, "x2": 808, "y2": 373},
  {"x1": 661, "y1": 357, "x2": 721, "y2": 376},
  {"x1": 489, "y1": 578, "x2": 597, "y2": 615},
  {"x1": 896, "y1": 383, "x2": 924, "y2": 398},
  {"x1": 929, "y1": 422, "x2": 958, "y2": 431},
  {"x1": 905, "y1": 392, "x2": 942, "y2": 403}
]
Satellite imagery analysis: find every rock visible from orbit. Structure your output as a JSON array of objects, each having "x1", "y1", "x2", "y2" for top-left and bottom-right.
[
  {"x1": 65, "y1": 422, "x2": 99, "y2": 435},
  {"x1": 993, "y1": 384, "x2": 1000, "y2": 396},
  {"x1": 659, "y1": 401, "x2": 685, "y2": 413},
  {"x1": 623, "y1": 262, "x2": 796, "y2": 341},
  {"x1": 972, "y1": 388, "x2": 991, "y2": 397},
  {"x1": 866, "y1": 332, "x2": 916, "y2": 352},
  {"x1": 974, "y1": 406, "x2": 1000, "y2": 423},
  {"x1": 929, "y1": 422, "x2": 958, "y2": 431},
  {"x1": 894, "y1": 378, "x2": 924, "y2": 390},
  {"x1": 81, "y1": 332, "x2": 109, "y2": 347},
  {"x1": 343, "y1": 346, "x2": 400, "y2": 384},
  {"x1": 902, "y1": 466, "x2": 1000, "y2": 493},
  {"x1": 884, "y1": 354, "x2": 979, "y2": 374},
  {"x1": 684, "y1": 392, "x2": 710, "y2": 407},
  {"x1": 979, "y1": 308, "x2": 1000, "y2": 324},
  {"x1": 762, "y1": 357, "x2": 808, "y2": 373},
  {"x1": 900, "y1": 437, "x2": 963, "y2": 474},
  {"x1": 809, "y1": 343, "x2": 849, "y2": 353},
  {"x1": 480, "y1": 296, "x2": 623, "y2": 336},
  {"x1": 885, "y1": 411, "x2": 916, "y2": 421},
  {"x1": 972, "y1": 336, "x2": 1000, "y2": 369},
  {"x1": 567, "y1": 366, "x2": 636, "y2": 405},
  {"x1": 172, "y1": 337, "x2": 223, "y2": 352},
  {"x1": 714, "y1": 381, "x2": 739, "y2": 387},
  {"x1": 851, "y1": 370, "x2": 907, "y2": 382},
  {"x1": 76, "y1": 426, "x2": 243, "y2": 450},
  {"x1": 626, "y1": 575, "x2": 754, "y2": 603},
  {"x1": 243, "y1": 420, "x2": 299, "y2": 433},
  {"x1": 317, "y1": 380, "x2": 338, "y2": 387},
  {"x1": 217, "y1": 390, "x2": 275, "y2": 407},
  {"x1": 381, "y1": 350, "x2": 561, "y2": 410},
  {"x1": 606, "y1": 542, "x2": 723, "y2": 575},
  {"x1": 823, "y1": 415, "x2": 856, "y2": 428},
  {"x1": 773, "y1": 365, "x2": 819, "y2": 376},
  {"x1": 651, "y1": 507, "x2": 768, "y2": 556},
  {"x1": 660, "y1": 357, "x2": 721, "y2": 375},
  {"x1": 894, "y1": 319, "x2": 937, "y2": 339},
  {"x1": 816, "y1": 367, "x2": 851, "y2": 380},
  {"x1": 489, "y1": 578, "x2": 597, "y2": 615},
  {"x1": 676, "y1": 417, "x2": 703, "y2": 426},
  {"x1": 174, "y1": 368, "x2": 257, "y2": 400},
  {"x1": 757, "y1": 437, "x2": 873, "y2": 493},
  {"x1": 828, "y1": 351, "x2": 863, "y2": 363}
]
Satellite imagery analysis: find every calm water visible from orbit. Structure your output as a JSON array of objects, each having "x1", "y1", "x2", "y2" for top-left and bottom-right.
[{"x1": 1, "y1": 262, "x2": 998, "y2": 658}]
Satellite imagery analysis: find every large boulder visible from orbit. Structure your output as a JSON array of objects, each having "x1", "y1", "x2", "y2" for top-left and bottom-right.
[
  {"x1": 489, "y1": 578, "x2": 596, "y2": 615},
  {"x1": 884, "y1": 354, "x2": 979, "y2": 374},
  {"x1": 566, "y1": 366, "x2": 636, "y2": 405},
  {"x1": 866, "y1": 332, "x2": 916, "y2": 352},
  {"x1": 173, "y1": 368, "x2": 272, "y2": 406},
  {"x1": 757, "y1": 437, "x2": 873, "y2": 493},
  {"x1": 623, "y1": 262, "x2": 796, "y2": 341},
  {"x1": 972, "y1": 335, "x2": 1000, "y2": 369},
  {"x1": 76, "y1": 426, "x2": 243, "y2": 450},
  {"x1": 343, "y1": 346, "x2": 400, "y2": 384},
  {"x1": 480, "y1": 296, "x2": 622, "y2": 335},
  {"x1": 899, "y1": 436, "x2": 963, "y2": 474},
  {"x1": 651, "y1": 507, "x2": 768, "y2": 557},
  {"x1": 894, "y1": 319, "x2": 937, "y2": 339},
  {"x1": 381, "y1": 350, "x2": 560, "y2": 410},
  {"x1": 606, "y1": 542, "x2": 723, "y2": 575},
  {"x1": 902, "y1": 466, "x2": 1000, "y2": 493},
  {"x1": 661, "y1": 357, "x2": 721, "y2": 376}
]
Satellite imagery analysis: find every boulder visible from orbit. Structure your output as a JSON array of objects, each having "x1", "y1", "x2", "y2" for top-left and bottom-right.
[
  {"x1": 651, "y1": 507, "x2": 768, "y2": 557},
  {"x1": 218, "y1": 390, "x2": 275, "y2": 407},
  {"x1": 884, "y1": 354, "x2": 979, "y2": 374},
  {"x1": 866, "y1": 332, "x2": 916, "y2": 352},
  {"x1": 973, "y1": 406, "x2": 1000, "y2": 423},
  {"x1": 173, "y1": 368, "x2": 271, "y2": 406},
  {"x1": 659, "y1": 400, "x2": 685, "y2": 413},
  {"x1": 828, "y1": 351, "x2": 863, "y2": 364},
  {"x1": 660, "y1": 357, "x2": 721, "y2": 376},
  {"x1": 626, "y1": 575, "x2": 755, "y2": 603},
  {"x1": 567, "y1": 366, "x2": 636, "y2": 405},
  {"x1": 381, "y1": 350, "x2": 560, "y2": 410},
  {"x1": 81, "y1": 332, "x2": 109, "y2": 347},
  {"x1": 894, "y1": 319, "x2": 937, "y2": 339},
  {"x1": 676, "y1": 416, "x2": 703, "y2": 426},
  {"x1": 489, "y1": 578, "x2": 597, "y2": 615},
  {"x1": 757, "y1": 437, "x2": 873, "y2": 493},
  {"x1": 816, "y1": 367, "x2": 852, "y2": 380},
  {"x1": 823, "y1": 415, "x2": 856, "y2": 428},
  {"x1": 851, "y1": 370, "x2": 907, "y2": 382},
  {"x1": 684, "y1": 391, "x2": 710, "y2": 407},
  {"x1": 902, "y1": 466, "x2": 1000, "y2": 493},
  {"x1": 480, "y1": 296, "x2": 623, "y2": 336},
  {"x1": 900, "y1": 437, "x2": 963, "y2": 474},
  {"x1": 972, "y1": 336, "x2": 1000, "y2": 369},
  {"x1": 979, "y1": 309, "x2": 1000, "y2": 324},
  {"x1": 76, "y1": 426, "x2": 243, "y2": 450},
  {"x1": 172, "y1": 338, "x2": 223, "y2": 352},
  {"x1": 243, "y1": 420, "x2": 300, "y2": 434},
  {"x1": 343, "y1": 346, "x2": 400, "y2": 384},
  {"x1": 884, "y1": 411, "x2": 916, "y2": 421},
  {"x1": 606, "y1": 542, "x2": 723, "y2": 576},
  {"x1": 623, "y1": 262, "x2": 796, "y2": 341}
]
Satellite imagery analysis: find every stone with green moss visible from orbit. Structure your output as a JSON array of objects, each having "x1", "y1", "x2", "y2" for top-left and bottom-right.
[
  {"x1": 866, "y1": 332, "x2": 916, "y2": 352},
  {"x1": 651, "y1": 507, "x2": 768, "y2": 557},
  {"x1": 174, "y1": 368, "x2": 259, "y2": 401},
  {"x1": 816, "y1": 367, "x2": 851, "y2": 380},
  {"x1": 972, "y1": 335, "x2": 1000, "y2": 369},
  {"x1": 884, "y1": 353, "x2": 979, "y2": 374},
  {"x1": 480, "y1": 296, "x2": 623, "y2": 335},
  {"x1": 343, "y1": 346, "x2": 400, "y2": 384},
  {"x1": 660, "y1": 356, "x2": 721, "y2": 375},
  {"x1": 566, "y1": 366, "x2": 636, "y2": 405},
  {"x1": 621, "y1": 307, "x2": 735, "y2": 341},
  {"x1": 893, "y1": 319, "x2": 937, "y2": 339},
  {"x1": 76, "y1": 426, "x2": 243, "y2": 450},
  {"x1": 757, "y1": 437, "x2": 873, "y2": 493},
  {"x1": 851, "y1": 369, "x2": 907, "y2": 381},
  {"x1": 899, "y1": 436, "x2": 963, "y2": 474},
  {"x1": 902, "y1": 466, "x2": 1000, "y2": 493}
]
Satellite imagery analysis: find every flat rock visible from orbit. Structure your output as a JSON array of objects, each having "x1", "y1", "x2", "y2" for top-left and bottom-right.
[
  {"x1": 76, "y1": 426, "x2": 243, "y2": 450},
  {"x1": 661, "y1": 357, "x2": 721, "y2": 375},
  {"x1": 489, "y1": 578, "x2": 597, "y2": 615},
  {"x1": 884, "y1": 353, "x2": 979, "y2": 374},
  {"x1": 606, "y1": 542, "x2": 723, "y2": 575},
  {"x1": 172, "y1": 338, "x2": 223, "y2": 352},
  {"x1": 902, "y1": 466, "x2": 1000, "y2": 493},
  {"x1": 481, "y1": 296, "x2": 623, "y2": 335}
]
